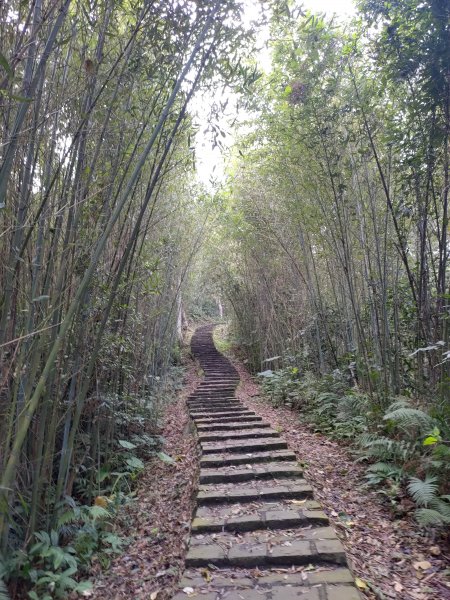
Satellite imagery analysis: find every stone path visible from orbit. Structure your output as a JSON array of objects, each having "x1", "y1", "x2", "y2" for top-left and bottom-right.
[{"x1": 172, "y1": 325, "x2": 361, "y2": 600}]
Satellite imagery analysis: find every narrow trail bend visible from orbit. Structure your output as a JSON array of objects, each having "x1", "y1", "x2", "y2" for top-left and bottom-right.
[{"x1": 173, "y1": 324, "x2": 361, "y2": 600}]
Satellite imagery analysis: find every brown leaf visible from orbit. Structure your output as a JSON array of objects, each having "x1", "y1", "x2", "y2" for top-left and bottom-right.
[
  {"x1": 413, "y1": 560, "x2": 432, "y2": 571},
  {"x1": 429, "y1": 546, "x2": 441, "y2": 556}
]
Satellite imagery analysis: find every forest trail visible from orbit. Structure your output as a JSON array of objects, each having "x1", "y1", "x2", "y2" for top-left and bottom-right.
[{"x1": 173, "y1": 325, "x2": 361, "y2": 600}]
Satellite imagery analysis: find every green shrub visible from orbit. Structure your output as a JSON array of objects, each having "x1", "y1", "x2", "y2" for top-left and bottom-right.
[{"x1": 258, "y1": 365, "x2": 450, "y2": 528}]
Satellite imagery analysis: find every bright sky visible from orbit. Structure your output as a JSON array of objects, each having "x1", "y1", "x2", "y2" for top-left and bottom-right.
[
  {"x1": 303, "y1": 0, "x2": 355, "y2": 17},
  {"x1": 194, "y1": 0, "x2": 356, "y2": 187}
]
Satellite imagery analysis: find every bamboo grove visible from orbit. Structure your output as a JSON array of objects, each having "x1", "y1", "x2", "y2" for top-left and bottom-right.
[
  {"x1": 0, "y1": 0, "x2": 253, "y2": 559},
  {"x1": 218, "y1": 0, "x2": 450, "y2": 405},
  {"x1": 207, "y1": 0, "x2": 450, "y2": 529},
  {"x1": 1, "y1": 0, "x2": 450, "y2": 595}
]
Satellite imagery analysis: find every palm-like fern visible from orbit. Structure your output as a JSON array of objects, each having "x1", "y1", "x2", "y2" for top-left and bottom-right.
[
  {"x1": 0, "y1": 580, "x2": 10, "y2": 600},
  {"x1": 383, "y1": 406, "x2": 435, "y2": 433},
  {"x1": 337, "y1": 393, "x2": 370, "y2": 420},
  {"x1": 407, "y1": 477, "x2": 450, "y2": 526},
  {"x1": 357, "y1": 435, "x2": 418, "y2": 464},
  {"x1": 407, "y1": 475, "x2": 439, "y2": 506}
]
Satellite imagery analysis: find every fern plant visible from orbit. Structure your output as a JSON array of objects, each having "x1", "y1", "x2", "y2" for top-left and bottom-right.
[
  {"x1": 259, "y1": 367, "x2": 450, "y2": 527},
  {"x1": 357, "y1": 435, "x2": 419, "y2": 465},
  {"x1": 0, "y1": 578, "x2": 10, "y2": 600},
  {"x1": 407, "y1": 476, "x2": 450, "y2": 526},
  {"x1": 364, "y1": 462, "x2": 404, "y2": 486},
  {"x1": 0, "y1": 531, "x2": 91, "y2": 600},
  {"x1": 407, "y1": 475, "x2": 439, "y2": 505},
  {"x1": 383, "y1": 403, "x2": 436, "y2": 433}
]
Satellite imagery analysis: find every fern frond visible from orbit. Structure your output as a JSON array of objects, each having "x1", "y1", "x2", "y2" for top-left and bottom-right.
[
  {"x1": 315, "y1": 402, "x2": 337, "y2": 416},
  {"x1": 430, "y1": 497, "x2": 450, "y2": 518},
  {"x1": 88, "y1": 505, "x2": 110, "y2": 520},
  {"x1": 366, "y1": 462, "x2": 403, "y2": 476},
  {"x1": 357, "y1": 433, "x2": 380, "y2": 447},
  {"x1": 407, "y1": 476, "x2": 438, "y2": 507},
  {"x1": 57, "y1": 510, "x2": 77, "y2": 528},
  {"x1": 415, "y1": 508, "x2": 450, "y2": 526},
  {"x1": 316, "y1": 392, "x2": 339, "y2": 403},
  {"x1": 357, "y1": 436, "x2": 417, "y2": 463},
  {"x1": 383, "y1": 407, "x2": 435, "y2": 432},
  {"x1": 0, "y1": 579, "x2": 10, "y2": 600},
  {"x1": 386, "y1": 398, "x2": 411, "y2": 411}
]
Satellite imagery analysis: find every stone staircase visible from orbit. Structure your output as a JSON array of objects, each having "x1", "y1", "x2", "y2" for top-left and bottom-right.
[{"x1": 172, "y1": 325, "x2": 361, "y2": 600}]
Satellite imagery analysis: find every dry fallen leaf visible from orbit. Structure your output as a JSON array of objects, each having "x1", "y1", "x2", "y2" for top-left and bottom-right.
[
  {"x1": 413, "y1": 560, "x2": 432, "y2": 571},
  {"x1": 355, "y1": 577, "x2": 368, "y2": 590},
  {"x1": 150, "y1": 592, "x2": 159, "y2": 600}
]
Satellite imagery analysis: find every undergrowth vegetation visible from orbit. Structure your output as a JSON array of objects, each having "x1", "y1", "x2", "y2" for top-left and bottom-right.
[
  {"x1": 0, "y1": 367, "x2": 183, "y2": 600},
  {"x1": 258, "y1": 366, "x2": 450, "y2": 528}
]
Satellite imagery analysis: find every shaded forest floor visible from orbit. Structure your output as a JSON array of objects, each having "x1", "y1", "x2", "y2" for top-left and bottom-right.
[
  {"x1": 89, "y1": 334, "x2": 449, "y2": 600},
  {"x1": 231, "y1": 362, "x2": 450, "y2": 600}
]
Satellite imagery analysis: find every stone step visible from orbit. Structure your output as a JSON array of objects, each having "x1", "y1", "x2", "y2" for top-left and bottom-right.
[
  {"x1": 196, "y1": 380, "x2": 238, "y2": 384},
  {"x1": 194, "y1": 387, "x2": 237, "y2": 392},
  {"x1": 196, "y1": 497, "x2": 322, "y2": 517},
  {"x1": 203, "y1": 373, "x2": 238, "y2": 377},
  {"x1": 190, "y1": 392, "x2": 239, "y2": 402},
  {"x1": 188, "y1": 396, "x2": 238, "y2": 402},
  {"x1": 198, "y1": 427, "x2": 280, "y2": 444},
  {"x1": 192, "y1": 504, "x2": 328, "y2": 532},
  {"x1": 199, "y1": 462, "x2": 303, "y2": 484},
  {"x1": 195, "y1": 392, "x2": 238, "y2": 395},
  {"x1": 185, "y1": 527, "x2": 347, "y2": 568},
  {"x1": 201, "y1": 438, "x2": 288, "y2": 454},
  {"x1": 190, "y1": 409, "x2": 254, "y2": 419},
  {"x1": 188, "y1": 399, "x2": 241, "y2": 406},
  {"x1": 191, "y1": 400, "x2": 240, "y2": 406},
  {"x1": 190, "y1": 407, "x2": 248, "y2": 416},
  {"x1": 189, "y1": 403, "x2": 242, "y2": 410},
  {"x1": 191, "y1": 397, "x2": 239, "y2": 401},
  {"x1": 195, "y1": 415, "x2": 263, "y2": 424},
  {"x1": 191, "y1": 394, "x2": 238, "y2": 399},
  {"x1": 193, "y1": 389, "x2": 237, "y2": 394},
  {"x1": 199, "y1": 449, "x2": 296, "y2": 467},
  {"x1": 174, "y1": 584, "x2": 360, "y2": 600},
  {"x1": 203, "y1": 380, "x2": 239, "y2": 384},
  {"x1": 176, "y1": 567, "x2": 360, "y2": 600},
  {"x1": 189, "y1": 396, "x2": 240, "y2": 401},
  {"x1": 189, "y1": 400, "x2": 241, "y2": 406},
  {"x1": 198, "y1": 428, "x2": 279, "y2": 443},
  {"x1": 197, "y1": 479, "x2": 313, "y2": 504},
  {"x1": 196, "y1": 421, "x2": 270, "y2": 432},
  {"x1": 189, "y1": 395, "x2": 238, "y2": 401},
  {"x1": 190, "y1": 407, "x2": 243, "y2": 414}
]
